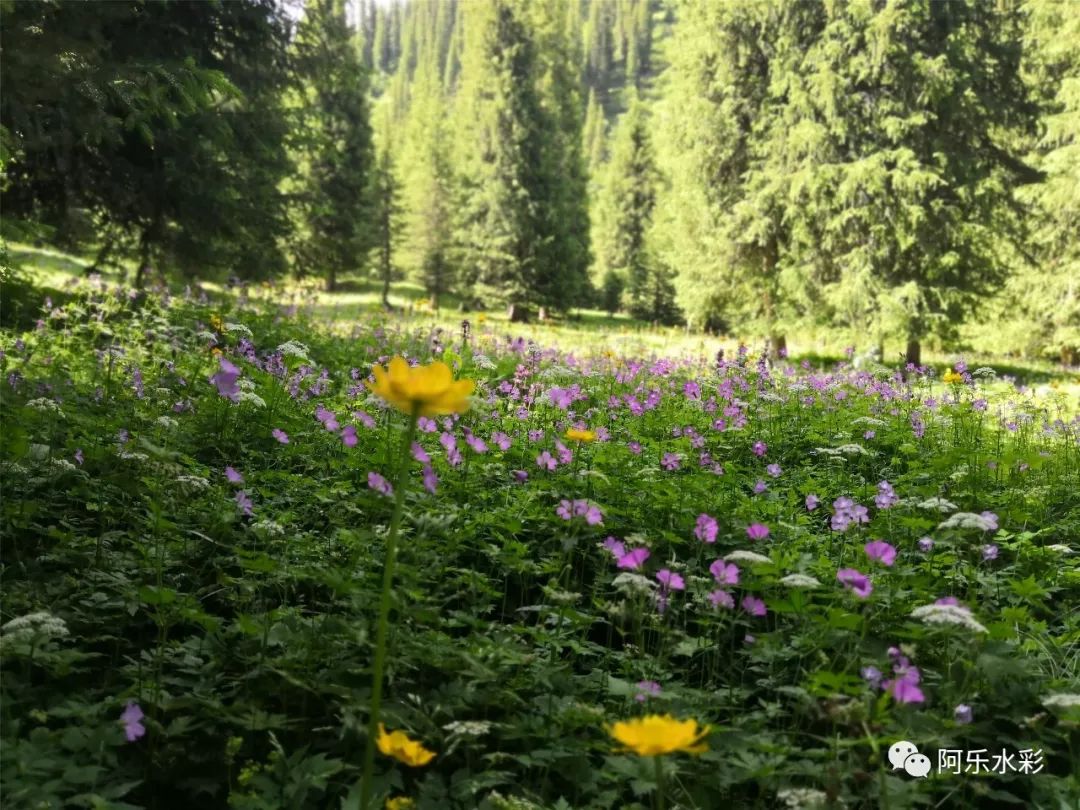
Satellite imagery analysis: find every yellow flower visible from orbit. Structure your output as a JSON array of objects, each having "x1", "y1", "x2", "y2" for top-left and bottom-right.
[
  {"x1": 385, "y1": 798, "x2": 416, "y2": 810},
  {"x1": 210, "y1": 314, "x2": 224, "y2": 332},
  {"x1": 211, "y1": 347, "x2": 222, "y2": 357},
  {"x1": 564, "y1": 427, "x2": 596, "y2": 443},
  {"x1": 477, "y1": 313, "x2": 488, "y2": 323},
  {"x1": 366, "y1": 357, "x2": 475, "y2": 417},
  {"x1": 608, "y1": 714, "x2": 711, "y2": 757},
  {"x1": 376, "y1": 724, "x2": 436, "y2": 767},
  {"x1": 943, "y1": 370, "x2": 963, "y2": 384}
]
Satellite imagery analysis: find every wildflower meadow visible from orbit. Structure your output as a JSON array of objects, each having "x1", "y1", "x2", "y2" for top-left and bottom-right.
[{"x1": 2, "y1": 274, "x2": 1078, "y2": 810}]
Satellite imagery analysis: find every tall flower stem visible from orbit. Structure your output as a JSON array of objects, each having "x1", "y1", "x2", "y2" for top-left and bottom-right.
[
  {"x1": 654, "y1": 756, "x2": 667, "y2": 810},
  {"x1": 360, "y1": 408, "x2": 419, "y2": 810}
]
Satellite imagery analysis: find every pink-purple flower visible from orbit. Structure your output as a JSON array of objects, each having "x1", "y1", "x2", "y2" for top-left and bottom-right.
[
  {"x1": 694, "y1": 513, "x2": 718, "y2": 544},
  {"x1": 837, "y1": 568, "x2": 873, "y2": 599},
  {"x1": 271, "y1": 428, "x2": 289, "y2": 444},
  {"x1": 741, "y1": 595, "x2": 766, "y2": 617},
  {"x1": 864, "y1": 540, "x2": 897, "y2": 567},
  {"x1": 746, "y1": 523, "x2": 770, "y2": 541},
  {"x1": 368, "y1": 472, "x2": 393, "y2": 498},
  {"x1": 710, "y1": 559, "x2": 740, "y2": 585},
  {"x1": 120, "y1": 702, "x2": 146, "y2": 742}
]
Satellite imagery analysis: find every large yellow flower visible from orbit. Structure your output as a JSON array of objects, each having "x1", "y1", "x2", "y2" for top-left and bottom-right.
[
  {"x1": 564, "y1": 427, "x2": 596, "y2": 443},
  {"x1": 942, "y1": 370, "x2": 963, "y2": 384},
  {"x1": 376, "y1": 724, "x2": 436, "y2": 767},
  {"x1": 385, "y1": 798, "x2": 416, "y2": 810},
  {"x1": 609, "y1": 714, "x2": 711, "y2": 757},
  {"x1": 366, "y1": 358, "x2": 475, "y2": 417}
]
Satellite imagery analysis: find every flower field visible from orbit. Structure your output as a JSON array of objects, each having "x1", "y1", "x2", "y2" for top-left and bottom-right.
[{"x1": 2, "y1": 276, "x2": 1079, "y2": 810}]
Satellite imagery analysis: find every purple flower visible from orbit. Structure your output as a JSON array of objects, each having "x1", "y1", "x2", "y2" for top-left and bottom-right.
[
  {"x1": 875, "y1": 481, "x2": 899, "y2": 509},
  {"x1": 753, "y1": 480, "x2": 767, "y2": 494},
  {"x1": 465, "y1": 432, "x2": 488, "y2": 454},
  {"x1": 694, "y1": 513, "x2": 718, "y2": 544},
  {"x1": 656, "y1": 569, "x2": 685, "y2": 590},
  {"x1": 708, "y1": 589, "x2": 735, "y2": 609},
  {"x1": 627, "y1": 441, "x2": 642, "y2": 455},
  {"x1": 556, "y1": 500, "x2": 573, "y2": 520},
  {"x1": 980, "y1": 511, "x2": 999, "y2": 531},
  {"x1": 583, "y1": 503, "x2": 604, "y2": 525},
  {"x1": 661, "y1": 452, "x2": 681, "y2": 471},
  {"x1": 918, "y1": 536, "x2": 935, "y2": 553},
  {"x1": 935, "y1": 596, "x2": 960, "y2": 606},
  {"x1": 864, "y1": 540, "x2": 897, "y2": 567},
  {"x1": 752, "y1": 441, "x2": 767, "y2": 457},
  {"x1": 864, "y1": 430, "x2": 876, "y2": 440},
  {"x1": 765, "y1": 463, "x2": 782, "y2": 478},
  {"x1": 422, "y1": 465, "x2": 438, "y2": 494},
  {"x1": 512, "y1": 469, "x2": 528, "y2": 483},
  {"x1": 885, "y1": 677, "x2": 925, "y2": 705},
  {"x1": 120, "y1": 702, "x2": 146, "y2": 742},
  {"x1": 635, "y1": 680, "x2": 662, "y2": 702},
  {"x1": 805, "y1": 494, "x2": 819, "y2": 511},
  {"x1": 982, "y1": 544, "x2": 999, "y2": 561},
  {"x1": 491, "y1": 431, "x2": 512, "y2": 451},
  {"x1": 741, "y1": 595, "x2": 766, "y2": 617},
  {"x1": 235, "y1": 490, "x2": 253, "y2": 516},
  {"x1": 367, "y1": 472, "x2": 393, "y2": 498},
  {"x1": 271, "y1": 428, "x2": 289, "y2": 444},
  {"x1": 746, "y1": 523, "x2": 770, "y2": 541},
  {"x1": 74, "y1": 449, "x2": 84, "y2": 466},
  {"x1": 837, "y1": 568, "x2": 873, "y2": 599},
  {"x1": 341, "y1": 425, "x2": 358, "y2": 447},
  {"x1": 225, "y1": 466, "x2": 244, "y2": 484},
  {"x1": 954, "y1": 704, "x2": 973, "y2": 724},
  {"x1": 536, "y1": 451, "x2": 556, "y2": 471},
  {"x1": 861, "y1": 666, "x2": 883, "y2": 688},
  {"x1": 710, "y1": 559, "x2": 740, "y2": 585},
  {"x1": 210, "y1": 357, "x2": 242, "y2": 401}
]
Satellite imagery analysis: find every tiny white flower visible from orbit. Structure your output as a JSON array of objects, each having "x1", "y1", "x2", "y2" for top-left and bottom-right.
[
  {"x1": 723, "y1": 550, "x2": 772, "y2": 565},
  {"x1": 910, "y1": 603, "x2": 988, "y2": 633},
  {"x1": 1042, "y1": 693, "x2": 1080, "y2": 710},
  {"x1": 780, "y1": 574, "x2": 821, "y2": 589}
]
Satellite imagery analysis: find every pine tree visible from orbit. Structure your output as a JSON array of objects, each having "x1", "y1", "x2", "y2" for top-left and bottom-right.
[
  {"x1": 290, "y1": 0, "x2": 376, "y2": 291},
  {"x1": 370, "y1": 143, "x2": 404, "y2": 308},
  {"x1": 593, "y1": 94, "x2": 673, "y2": 321},
  {"x1": 451, "y1": 0, "x2": 586, "y2": 315}
]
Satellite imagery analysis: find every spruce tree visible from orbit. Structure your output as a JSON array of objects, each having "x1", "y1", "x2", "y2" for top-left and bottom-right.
[{"x1": 290, "y1": 0, "x2": 376, "y2": 291}]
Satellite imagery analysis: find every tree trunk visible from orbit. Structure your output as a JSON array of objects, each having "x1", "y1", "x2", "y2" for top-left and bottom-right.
[
  {"x1": 770, "y1": 334, "x2": 787, "y2": 358},
  {"x1": 87, "y1": 235, "x2": 115, "y2": 276},
  {"x1": 381, "y1": 273, "x2": 391, "y2": 309},
  {"x1": 905, "y1": 338, "x2": 921, "y2": 368},
  {"x1": 326, "y1": 267, "x2": 336, "y2": 293},
  {"x1": 133, "y1": 231, "x2": 151, "y2": 289}
]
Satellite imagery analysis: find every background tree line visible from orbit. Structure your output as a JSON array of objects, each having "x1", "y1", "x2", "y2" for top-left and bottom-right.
[{"x1": 2, "y1": 0, "x2": 1077, "y2": 360}]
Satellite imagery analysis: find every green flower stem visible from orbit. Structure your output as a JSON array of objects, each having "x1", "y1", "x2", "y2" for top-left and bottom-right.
[
  {"x1": 360, "y1": 408, "x2": 419, "y2": 810},
  {"x1": 654, "y1": 756, "x2": 666, "y2": 810}
]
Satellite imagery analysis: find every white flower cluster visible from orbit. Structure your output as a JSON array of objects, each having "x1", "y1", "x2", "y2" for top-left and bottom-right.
[
  {"x1": 238, "y1": 391, "x2": 266, "y2": 408},
  {"x1": 472, "y1": 353, "x2": 497, "y2": 371},
  {"x1": 777, "y1": 788, "x2": 830, "y2": 809},
  {"x1": 224, "y1": 322, "x2": 253, "y2": 338},
  {"x1": 197, "y1": 330, "x2": 218, "y2": 342},
  {"x1": 918, "y1": 497, "x2": 958, "y2": 513},
  {"x1": 442, "y1": 720, "x2": 493, "y2": 737},
  {"x1": 156, "y1": 416, "x2": 179, "y2": 430},
  {"x1": 780, "y1": 574, "x2": 821, "y2": 589},
  {"x1": 1045, "y1": 544, "x2": 1074, "y2": 555},
  {"x1": 612, "y1": 573, "x2": 656, "y2": 595},
  {"x1": 1, "y1": 611, "x2": 69, "y2": 642},
  {"x1": 910, "y1": 603, "x2": 988, "y2": 633},
  {"x1": 1042, "y1": 693, "x2": 1080, "y2": 710},
  {"x1": 851, "y1": 416, "x2": 887, "y2": 427},
  {"x1": 971, "y1": 367, "x2": 997, "y2": 379},
  {"x1": 118, "y1": 450, "x2": 149, "y2": 462},
  {"x1": 938, "y1": 512, "x2": 996, "y2": 532},
  {"x1": 276, "y1": 340, "x2": 310, "y2": 360},
  {"x1": 251, "y1": 519, "x2": 285, "y2": 537},
  {"x1": 175, "y1": 475, "x2": 210, "y2": 491},
  {"x1": 26, "y1": 398, "x2": 65, "y2": 418},
  {"x1": 724, "y1": 550, "x2": 772, "y2": 565}
]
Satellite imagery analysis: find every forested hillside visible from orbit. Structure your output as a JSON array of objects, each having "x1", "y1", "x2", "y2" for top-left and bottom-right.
[{"x1": 2, "y1": 0, "x2": 1078, "y2": 361}]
